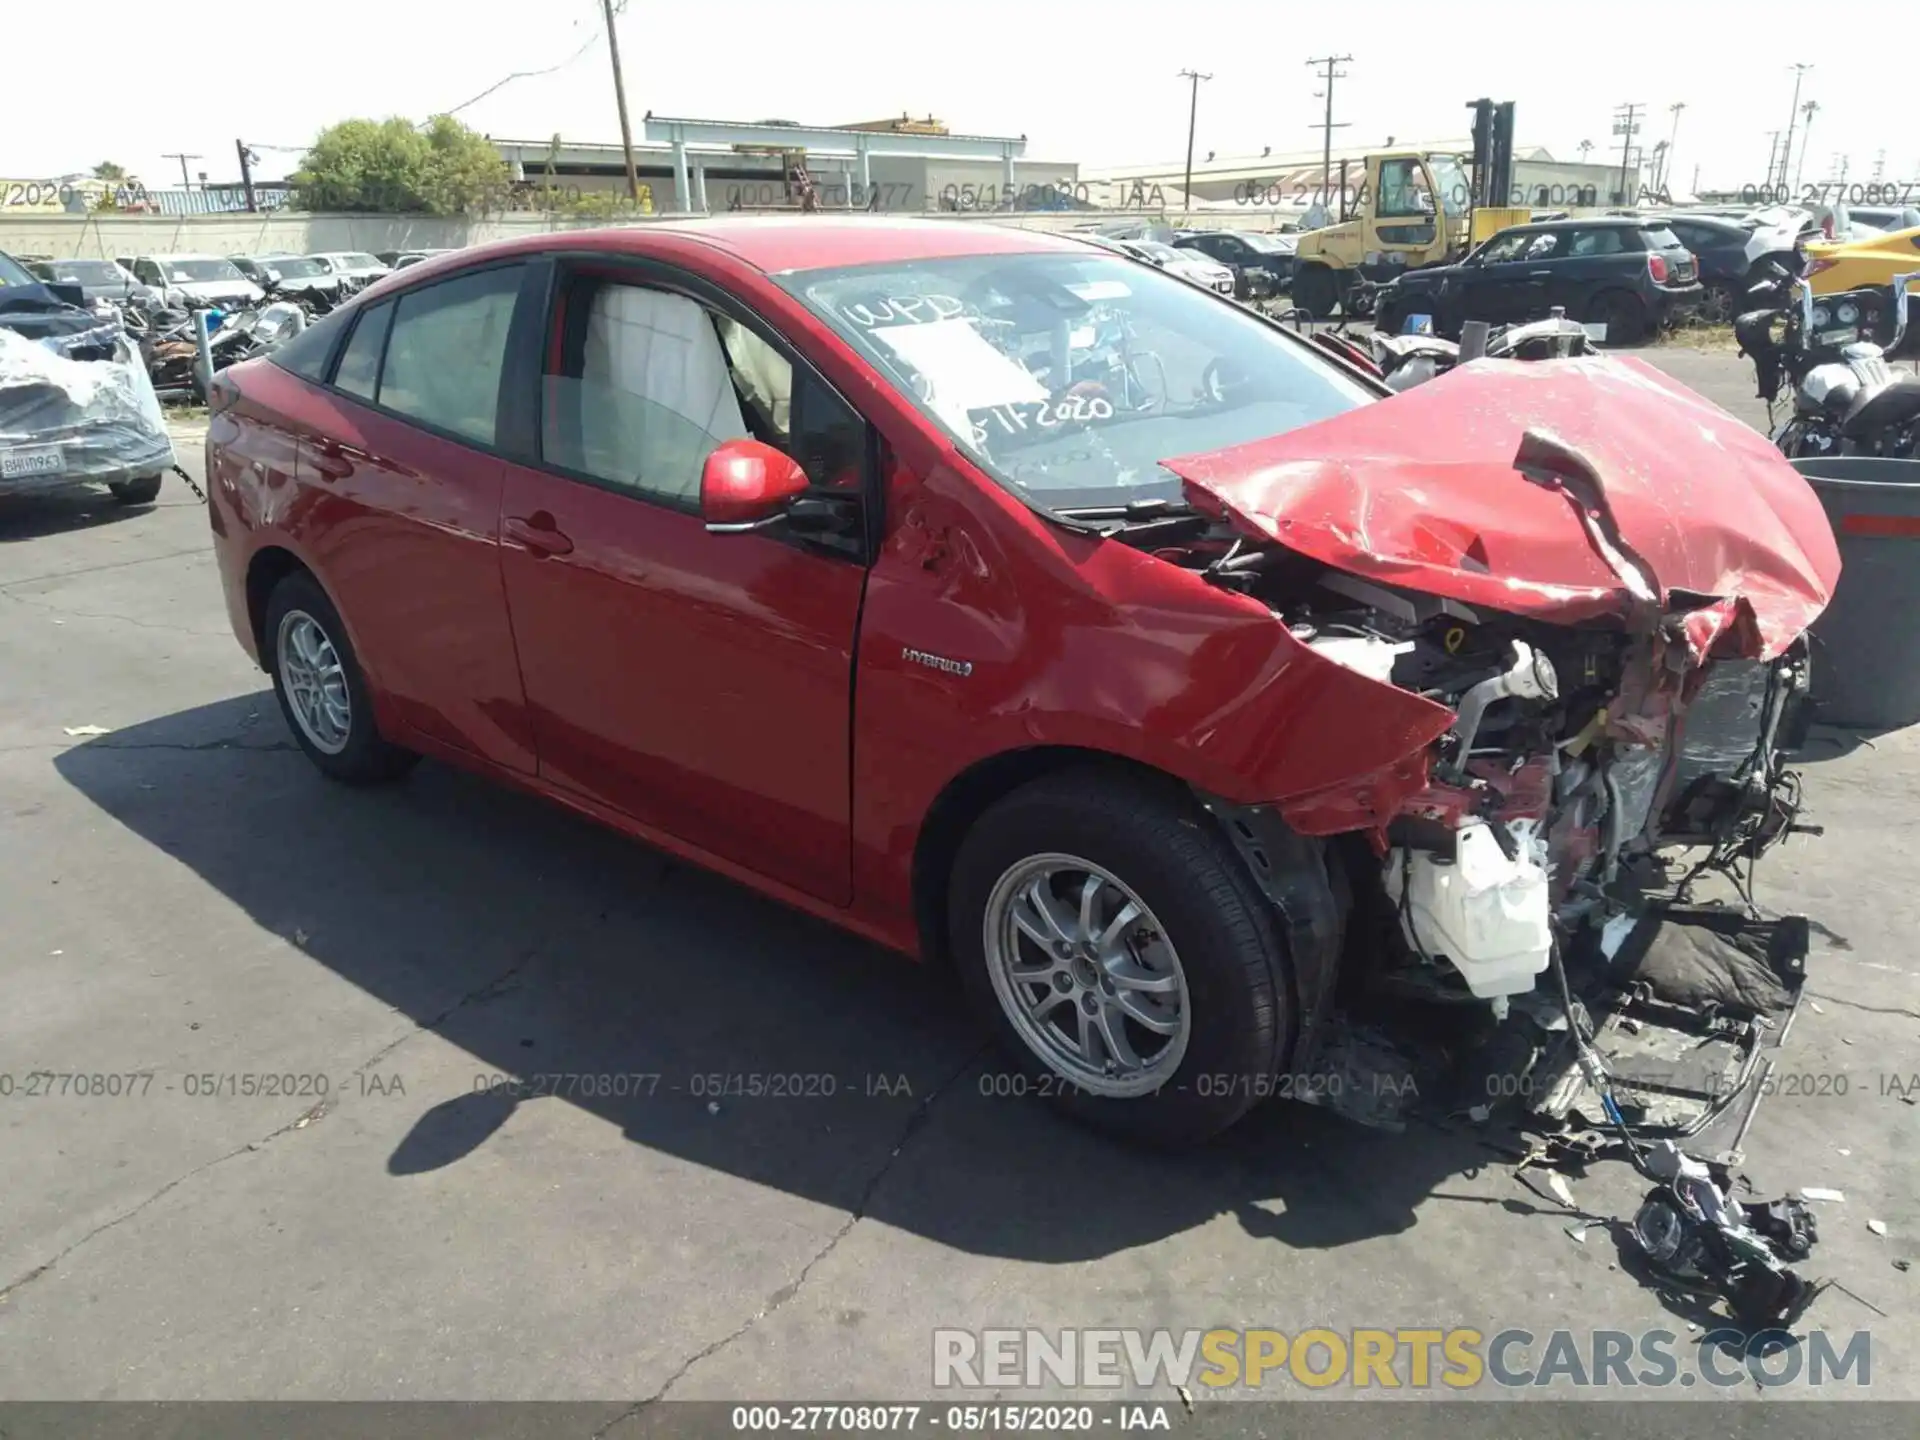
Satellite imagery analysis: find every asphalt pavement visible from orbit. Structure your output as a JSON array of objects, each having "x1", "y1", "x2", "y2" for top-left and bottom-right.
[{"x1": 1, "y1": 350, "x2": 1915, "y2": 1425}]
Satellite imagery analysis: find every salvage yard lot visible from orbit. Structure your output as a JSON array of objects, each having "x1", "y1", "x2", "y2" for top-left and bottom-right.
[{"x1": 2, "y1": 348, "x2": 1917, "y2": 1421}]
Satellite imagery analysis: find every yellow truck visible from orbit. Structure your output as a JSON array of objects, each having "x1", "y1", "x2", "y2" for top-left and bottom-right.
[{"x1": 1290, "y1": 149, "x2": 1533, "y2": 318}]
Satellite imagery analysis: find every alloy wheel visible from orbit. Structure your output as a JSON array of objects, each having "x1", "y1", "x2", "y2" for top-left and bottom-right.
[{"x1": 276, "y1": 609, "x2": 352, "y2": 755}]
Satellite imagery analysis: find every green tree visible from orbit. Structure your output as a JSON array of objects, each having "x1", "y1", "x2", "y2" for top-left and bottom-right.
[
  {"x1": 291, "y1": 116, "x2": 509, "y2": 215},
  {"x1": 92, "y1": 161, "x2": 128, "y2": 183}
]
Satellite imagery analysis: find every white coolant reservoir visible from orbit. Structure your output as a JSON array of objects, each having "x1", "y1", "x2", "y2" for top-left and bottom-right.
[{"x1": 1386, "y1": 822, "x2": 1552, "y2": 1000}]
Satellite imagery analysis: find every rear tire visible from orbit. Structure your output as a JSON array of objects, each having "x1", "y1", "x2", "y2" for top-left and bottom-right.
[
  {"x1": 264, "y1": 570, "x2": 417, "y2": 785},
  {"x1": 1291, "y1": 264, "x2": 1341, "y2": 321},
  {"x1": 948, "y1": 769, "x2": 1293, "y2": 1147},
  {"x1": 1587, "y1": 290, "x2": 1646, "y2": 347},
  {"x1": 108, "y1": 474, "x2": 163, "y2": 506}
]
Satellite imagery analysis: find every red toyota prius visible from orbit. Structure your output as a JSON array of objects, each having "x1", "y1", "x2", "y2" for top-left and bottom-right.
[{"x1": 205, "y1": 218, "x2": 1837, "y2": 1145}]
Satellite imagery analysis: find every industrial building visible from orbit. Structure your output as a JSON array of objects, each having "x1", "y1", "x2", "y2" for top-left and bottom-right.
[
  {"x1": 491, "y1": 114, "x2": 1084, "y2": 214},
  {"x1": 1088, "y1": 138, "x2": 1643, "y2": 217}
]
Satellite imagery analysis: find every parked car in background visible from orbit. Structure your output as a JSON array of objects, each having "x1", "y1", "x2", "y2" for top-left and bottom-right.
[
  {"x1": 377, "y1": 249, "x2": 458, "y2": 270},
  {"x1": 1377, "y1": 217, "x2": 1701, "y2": 345},
  {"x1": 24, "y1": 257, "x2": 148, "y2": 307},
  {"x1": 1801, "y1": 223, "x2": 1920, "y2": 349},
  {"x1": 1, "y1": 248, "x2": 173, "y2": 506},
  {"x1": 306, "y1": 252, "x2": 393, "y2": 285},
  {"x1": 1083, "y1": 235, "x2": 1236, "y2": 295},
  {"x1": 1172, "y1": 230, "x2": 1295, "y2": 299},
  {"x1": 231, "y1": 254, "x2": 347, "y2": 303},
  {"x1": 126, "y1": 254, "x2": 264, "y2": 309},
  {"x1": 201, "y1": 219, "x2": 1833, "y2": 1145},
  {"x1": 1656, "y1": 214, "x2": 1771, "y2": 321},
  {"x1": 1844, "y1": 206, "x2": 1920, "y2": 235}
]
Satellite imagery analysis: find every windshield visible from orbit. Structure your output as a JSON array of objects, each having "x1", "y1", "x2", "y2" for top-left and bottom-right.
[
  {"x1": 0, "y1": 252, "x2": 37, "y2": 287},
  {"x1": 342, "y1": 253, "x2": 383, "y2": 269},
  {"x1": 37, "y1": 260, "x2": 122, "y2": 285},
  {"x1": 164, "y1": 258, "x2": 245, "y2": 283},
  {"x1": 1240, "y1": 233, "x2": 1293, "y2": 254},
  {"x1": 1429, "y1": 155, "x2": 1472, "y2": 217},
  {"x1": 266, "y1": 257, "x2": 327, "y2": 279},
  {"x1": 778, "y1": 252, "x2": 1374, "y2": 510},
  {"x1": 1134, "y1": 242, "x2": 1183, "y2": 263}
]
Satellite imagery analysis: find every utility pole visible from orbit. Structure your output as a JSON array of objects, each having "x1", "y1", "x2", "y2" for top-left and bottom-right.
[
  {"x1": 1872, "y1": 150, "x2": 1886, "y2": 183},
  {"x1": 1661, "y1": 102, "x2": 1685, "y2": 193},
  {"x1": 1611, "y1": 103, "x2": 1642, "y2": 205},
  {"x1": 163, "y1": 153, "x2": 202, "y2": 188},
  {"x1": 599, "y1": 0, "x2": 641, "y2": 203},
  {"x1": 1177, "y1": 69, "x2": 1212, "y2": 220},
  {"x1": 1764, "y1": 132, "x2": 1782, "y2": 193},
  {"x1": 235, "y1": 140, "x2": 258, "y2": 213},
  {"x1": 1778, "y1": 63, "x2": 1811, "y2": 190},
  {"x1": 1794, "y1": 101, "x2": 1819, "y2": 191},
  {"x1": 1306, "y1": 54, "x2": 1353, "y2": 211}
]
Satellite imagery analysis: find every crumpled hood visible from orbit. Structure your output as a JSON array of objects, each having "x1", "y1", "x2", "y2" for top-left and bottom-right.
[{"x1": 1164, "y1": 356, "x2": 1840, "y2": 660}]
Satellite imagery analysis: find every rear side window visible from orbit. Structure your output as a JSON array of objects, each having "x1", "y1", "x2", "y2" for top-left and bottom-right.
[
  {"x1": 1638, "y1": 226, "x2": 1682, "y2": 251},
  {"x1": 377, "y1": 266, "x2": 523, "y2": 445},
  {"x1": 334, "y1": 301, "x2": 393, "y2": 401},
  {"x1": 1567, "y1": 229, "x2": 1629, "y2": 257},
  {"x1": 268, "y1": 309, "x2": 348, "y2": 382}
]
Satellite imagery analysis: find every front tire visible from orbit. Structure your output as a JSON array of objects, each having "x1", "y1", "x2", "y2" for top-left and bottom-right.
[
  {"x1": 1588, "y1": 290, "x2": 1647, "y2": 347},
  {"x1": 948, "y1": 770, "x2": 1293, "y2": 1147},
  {"x1": 1291, "y1": 264, "x2": 1341, "y2": 321},
  {"x1": 264, "y1": 570, "x2": 417, "y2": 784}
]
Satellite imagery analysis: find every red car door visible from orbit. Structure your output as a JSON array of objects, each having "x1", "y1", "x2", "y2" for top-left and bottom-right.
[
  {"x1": 495, "y1": 261, "x2": 870, "y2": 904},
  {"x1": 294, "y1": 264, "x2": 538, "y2": 773}
]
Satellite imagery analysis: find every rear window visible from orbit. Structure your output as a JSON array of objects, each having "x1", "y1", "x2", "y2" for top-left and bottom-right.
[{"x1": 1638, "y1": 226, "x2": 1683, "y2": 251}]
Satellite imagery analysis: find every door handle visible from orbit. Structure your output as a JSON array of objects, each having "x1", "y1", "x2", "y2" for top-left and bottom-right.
[
  {"x1": 308, "y1": 438, "x2": 351, "y2": 481},
  {"x1": 1528, "y1": 270, "x2": 1553, "y2": 278},
  {"x1": 504, "y1": 514, "x2": 574, "y2": 556}
]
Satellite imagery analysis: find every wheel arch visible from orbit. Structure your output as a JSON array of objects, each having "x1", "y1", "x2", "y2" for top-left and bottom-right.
[
  {"x1": 910, "y1": 745, "x2": 1193, "y2": 970},
  {"x1": 245, "y1": 544, "x2": 310, "y2": 663}
]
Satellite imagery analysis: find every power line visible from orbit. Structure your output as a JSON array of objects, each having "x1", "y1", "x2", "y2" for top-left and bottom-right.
[
  {"x1": 1306, "y1": 54, "x2": 1353, "y2": 211},
  {"x1": 1777, "y1": 63, "x2": 1811, "y2": 190},
  {"x1": 1611, "y1": 103, "x2": 1641, "y2": 205},
  {"x1": 162, "y1": 152, "x2": 202, "y2": 188},
  {"x1": 1177, "y1": 69, "x2": 1213, "y2": 220}
]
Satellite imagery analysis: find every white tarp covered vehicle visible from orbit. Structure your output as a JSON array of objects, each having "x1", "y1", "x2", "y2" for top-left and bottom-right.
[{"x1": 0, "y1": 320, "x2": 175, "y2": 505}]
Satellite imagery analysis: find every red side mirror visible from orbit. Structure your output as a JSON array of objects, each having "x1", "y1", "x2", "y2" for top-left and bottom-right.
[{"x1": 701, "y1": 438, "x2": 809, "y2": 533}]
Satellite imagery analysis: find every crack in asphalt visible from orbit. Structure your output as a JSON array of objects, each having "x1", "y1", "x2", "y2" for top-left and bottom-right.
[
  {"x1": 1806, "y1": 990, "x2": 1920, "y2": 1022},
  {"x1": 0, "y1": 587, "x2": 228, "y2": 637},
  {"x1": 590, "y1": 1043, "x2": 990, "y2": 1438},
  {"x1": 0, "y1": 942, "x2": 549, "y2": 1309},
  {"x1": 0, "y1": 546, "x2": 212, "y2": 592}
]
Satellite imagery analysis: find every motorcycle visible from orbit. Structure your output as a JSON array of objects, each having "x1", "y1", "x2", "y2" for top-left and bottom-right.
[
  {"x1": 1735, "y1": 263, "x2": 1920, "y2": 459},
  {"x1": 1306, "y1": 309, "x2": 1598, "y2": 391}
]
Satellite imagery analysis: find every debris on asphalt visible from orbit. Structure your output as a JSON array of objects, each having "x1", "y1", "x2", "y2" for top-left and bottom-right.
[
  {"x1": 1838, "y1": 1148, "x2": 1851, "y2": 1157},
  {"x1": 1547, "y1": 1173, "x2": 1577, "y2": 1210},
  {"x1": 62, "y1": 724, "x2": 111, "y2": 737},
  {"x1": 1176, "y1": 1385, "x2": 1195, "y2": 1414},
  {"x1": 1802, "y1": 1187, "x2": 1847, "y2": 1202},
  {"x1": 1565, "y1": 1224, "x2": 1588, "y2": 1244},
  {"x1": 1810, "y1": 1001, "x2": 1826, "y2": 1014},
  {"x1": 1629, "y1": 1141, "x2": 1821, "y2": 1329},
  {"x1": 1868, "y1": 1220, "x2": 1888, "y2": 1237},
  {"x1": 1895, "y1": 1260, "x2": 1911, "y2": 1273},
  {"x1": 707, "y1": 1101, "x2": 721, "y2": 1115}
]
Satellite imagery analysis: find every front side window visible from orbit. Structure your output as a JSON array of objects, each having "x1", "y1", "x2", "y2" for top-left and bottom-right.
[
  {"x1": 377, "y1": 266, "x2": 523, "y2": 445},
  {"x1": 778, "y1": 250, "x2": 1374, "y2": 511},
  {"x1": 1377, "y1": 160, "x2": 1433, "y2": 219}
]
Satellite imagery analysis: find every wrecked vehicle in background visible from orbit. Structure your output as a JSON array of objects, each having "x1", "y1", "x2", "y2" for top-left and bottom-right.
[
  {"x1": 2, "y1": 249, "x2": 174, "y2": 505},
  {"x1": 203, "y1": 223, "x2": 1834, "y2": 1165}
]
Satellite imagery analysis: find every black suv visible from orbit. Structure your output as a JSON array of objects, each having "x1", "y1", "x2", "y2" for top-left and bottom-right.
[{"x1": 1379, "y1": 218, "x2": 1701, "y2": 345}]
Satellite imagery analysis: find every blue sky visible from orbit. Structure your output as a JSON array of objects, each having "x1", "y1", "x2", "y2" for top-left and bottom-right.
[{"x1": 8, "y1": 1, "x2": 1904, "y2": 194}]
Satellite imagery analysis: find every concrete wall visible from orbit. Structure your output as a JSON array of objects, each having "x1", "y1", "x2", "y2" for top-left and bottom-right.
[{"x1": 0, "y1": 195, "x2": 1294, "y2": 264}]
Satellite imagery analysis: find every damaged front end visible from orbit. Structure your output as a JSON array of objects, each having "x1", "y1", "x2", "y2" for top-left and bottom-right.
[{"x1": 1161, "y1": 358, "x2": 1840, "y2": 1167}]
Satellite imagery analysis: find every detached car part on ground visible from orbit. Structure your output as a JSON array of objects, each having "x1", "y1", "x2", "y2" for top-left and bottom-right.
[
  {"x1": 1, "y1": 254, "x2": 174, "y2": 504},
  {"x1": 203, "y1": 223, "x2": 1836, "y2": 1160}
]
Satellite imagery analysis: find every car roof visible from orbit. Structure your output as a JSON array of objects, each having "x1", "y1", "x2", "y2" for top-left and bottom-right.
[
  {"x1": 561, "y1": 217, "x2": 1078, "y2": 273},
  {"x1": 141, "y1": 252, "x2": 227, "y2": 262},
  {"x1": 1510, "y1": 217, "x2": 1652, "y2": 231}
]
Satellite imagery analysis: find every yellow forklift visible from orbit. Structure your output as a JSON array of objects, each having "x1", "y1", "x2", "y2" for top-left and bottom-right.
[{"x1": 1290, "y1": 100, "x2": 1531, "y2": 318}]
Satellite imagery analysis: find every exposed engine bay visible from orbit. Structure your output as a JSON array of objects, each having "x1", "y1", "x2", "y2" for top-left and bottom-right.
[{"x1": 1146, "y1": 469, "x2": 1822, "y2": 1317}]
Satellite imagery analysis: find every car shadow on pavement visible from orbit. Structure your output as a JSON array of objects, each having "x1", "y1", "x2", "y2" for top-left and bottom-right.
[
  {"x1": 0, "y1": 489, "x2": 161, "y2": 541},
  {"x1": 55, "y1": 694, "x2": 1514, "y2": 1264}
]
